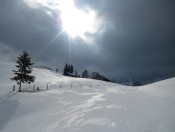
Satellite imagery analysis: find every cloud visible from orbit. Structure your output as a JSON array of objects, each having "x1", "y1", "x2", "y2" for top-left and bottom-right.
[
  {"x1": 0, "y1": 0, "x2": 175, "y2": 84},
  {"x1": 75, "y1": 0, "x2": 175, "y2": 83},
  {"x1": 0, "y1": 0, "x2": 67, "y2": 62},
  {"x1": 0, "y1": 42, "x2": 17, "y2": 84}
]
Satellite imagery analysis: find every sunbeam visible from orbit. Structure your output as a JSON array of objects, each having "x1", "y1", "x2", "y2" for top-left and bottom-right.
[{"x1": 35, "y1": 29, "x2": 65, "y2": 58}]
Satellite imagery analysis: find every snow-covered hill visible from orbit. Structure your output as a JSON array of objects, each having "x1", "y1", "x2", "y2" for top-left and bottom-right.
[{"x1": 0, "y1": 68, "x2": 175, "y2": 132}]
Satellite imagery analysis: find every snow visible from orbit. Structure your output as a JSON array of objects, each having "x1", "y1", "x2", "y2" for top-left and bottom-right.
[{"x1": 0, "y1": 68, "x2": 175, "y2": 132}]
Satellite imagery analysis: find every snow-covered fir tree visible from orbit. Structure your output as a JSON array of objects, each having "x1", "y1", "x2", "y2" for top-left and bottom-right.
[{"x1": 11, "y1": 51, "x2": 35, "y2": 92}]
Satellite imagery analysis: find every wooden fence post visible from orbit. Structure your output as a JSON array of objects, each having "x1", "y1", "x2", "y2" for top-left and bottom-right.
[
  {"x1": 13, "y1": 85, "x2": 15, "y2": 91},
  {"x1": 33, "y1": 84, "x2": 35, "y2": 91}
]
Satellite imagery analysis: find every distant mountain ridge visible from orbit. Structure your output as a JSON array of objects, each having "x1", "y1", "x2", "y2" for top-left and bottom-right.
[{"x1": 111, "y1": 78, "x2": 142, "y2": 86}]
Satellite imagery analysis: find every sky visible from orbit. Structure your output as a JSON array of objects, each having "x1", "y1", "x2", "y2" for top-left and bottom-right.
[{"x1": 0, "y1": 0, "x2": 175, "y2": 84}]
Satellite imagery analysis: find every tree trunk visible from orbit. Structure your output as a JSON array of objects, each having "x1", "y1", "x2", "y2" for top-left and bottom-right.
[{"x1": 19, "y1": 81, "x2": 22, "y2": 92}]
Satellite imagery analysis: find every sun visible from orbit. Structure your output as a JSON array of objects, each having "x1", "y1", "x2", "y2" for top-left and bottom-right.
[
  {"x1": 58, "y1": 0, "x2": 96, "y2": 38},
  {"x1": 24, "y1": 0, "x2": 98, "y2": 39}
]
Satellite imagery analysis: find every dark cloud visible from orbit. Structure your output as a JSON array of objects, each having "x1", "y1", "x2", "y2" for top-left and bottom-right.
[
  {"x1": 0, "y1": 0, "x2": 175, "y2": 84},
  {"x1": 75, "y1": 0, "x2": 175, "y2": 83}
]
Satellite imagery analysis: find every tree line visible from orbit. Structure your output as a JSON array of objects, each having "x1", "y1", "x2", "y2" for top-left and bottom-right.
[
  {"x1": 63, "y1": 64, "x2": 110, "y2": 82},
  {"x1": 11, "y1": 51, "x2": 110, "y2": 92}
]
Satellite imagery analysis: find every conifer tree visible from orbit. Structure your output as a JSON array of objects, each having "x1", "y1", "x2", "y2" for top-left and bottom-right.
[
  {"x1": 82, "y1": 70, "x2": 89, "y2": 78},
  {"x1": 68, "y1": 64, "x2": 71, "y2": 73},
  {"x1": 11, "y1": 51, "x2": 35, "y2": 92},
  {"x1": 70, "y1": 65, "x2": 74, "y2": 73},
  {"x1": 63, "y1": 63, "x2": 68, "y2": 75},
  {"x1": 63, "y1": 63, "x2": 74, "y2": 76},
  {"x1": 74, "y1": 70, "x2": 78, "y2": 77}
]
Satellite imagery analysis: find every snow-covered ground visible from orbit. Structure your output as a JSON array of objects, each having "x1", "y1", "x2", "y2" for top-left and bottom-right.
[{"x1": 0, "y1": 68, "x2": 175, "y2": 132}]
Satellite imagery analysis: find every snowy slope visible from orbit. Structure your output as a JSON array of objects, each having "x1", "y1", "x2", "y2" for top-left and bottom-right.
[{"x1": 0, "y1": 68, "x2": 175, "y2": 132}]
